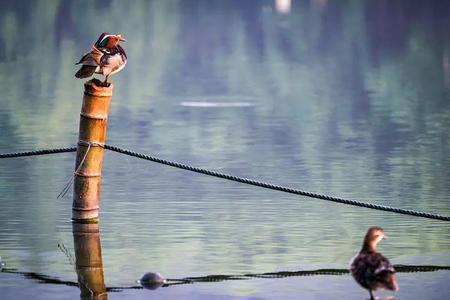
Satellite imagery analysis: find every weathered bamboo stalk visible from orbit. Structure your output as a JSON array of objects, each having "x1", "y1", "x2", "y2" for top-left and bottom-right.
[
  {"x1": 73, "y1": 222, "x2": 107, "y2": 300},
  {"x1": 72, "y1": 79, "x2": 113, "y2": 221}
]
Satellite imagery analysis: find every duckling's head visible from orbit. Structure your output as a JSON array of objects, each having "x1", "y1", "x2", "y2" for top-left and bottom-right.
[{"x1": 362, "y1": 226, "x2": 385, "y2": 251}]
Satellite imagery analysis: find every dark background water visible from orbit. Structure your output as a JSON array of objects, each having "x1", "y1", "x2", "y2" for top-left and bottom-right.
[{"x1": 0, "y1": 0, "x2": 449, "y2": 299}]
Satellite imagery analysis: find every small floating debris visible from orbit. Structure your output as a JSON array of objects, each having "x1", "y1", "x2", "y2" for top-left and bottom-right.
[
  {"x1": 0, "y1": 256, "x2": 5, "y2": 271},
  {"x1": 138, "y1": 272, "x2": 167, "y2": 290},
  {"x1": 180, "y1": 101, "x2": 254, "y2": 108}
]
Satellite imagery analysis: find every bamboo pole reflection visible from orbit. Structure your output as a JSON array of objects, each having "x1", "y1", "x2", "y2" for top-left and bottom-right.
[{"x1": 72, "y1": 222, "x2": 107, "y2": 300}]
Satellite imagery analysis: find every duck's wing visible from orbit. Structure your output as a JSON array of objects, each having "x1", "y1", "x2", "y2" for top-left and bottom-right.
[
  {"x1": 350, "y1": 252, "x2": 374, "y2": 289},
  {"x1": 373, "y1": 253, "x2": 395, "y2": 274},
  {"x1": 372, "y1": 253, "x2": 398, "y2": 291},
  {"x1": 75, "y1": 46, "x2": 106, "y2": 78},
  {"x1": 75, "y1": 65, "x2": 97, "y2": 78},
  {"x1": 76, "y1": 46, "x2": 105, "y2": 66},
  {"x1": 76, "y1": 52, "x2": 97, "y2": 66},
  {"x1": 350, "y1": 252, "x2": 395, "y2": 288}
]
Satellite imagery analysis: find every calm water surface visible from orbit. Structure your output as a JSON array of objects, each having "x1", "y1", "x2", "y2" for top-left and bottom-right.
[{"x1": 0, "y1": 1, "x2": 449, "y2": 299}]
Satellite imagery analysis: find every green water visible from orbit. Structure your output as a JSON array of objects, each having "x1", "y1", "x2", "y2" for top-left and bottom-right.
[{"x1": 0, "y1": 1, "x2": 449, "y2": 299}]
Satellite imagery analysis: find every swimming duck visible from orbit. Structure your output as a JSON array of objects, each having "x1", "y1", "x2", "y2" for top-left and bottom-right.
[
  {"x1": 75, "y1": 32, "x2": 127, "y2": 86},
  {"x1": 350, "y1": 226, "x2": 399, "y2": 300}
]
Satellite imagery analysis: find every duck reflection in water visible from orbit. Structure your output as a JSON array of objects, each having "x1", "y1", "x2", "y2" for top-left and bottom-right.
[{"x1": 350, "y1": 227, "x2": 399, "y2": 300}]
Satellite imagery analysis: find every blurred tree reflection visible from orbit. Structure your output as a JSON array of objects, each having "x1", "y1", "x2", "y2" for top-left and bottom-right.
[{"x1": 0, "y1": 0, "x2": 449, "y2": 263}]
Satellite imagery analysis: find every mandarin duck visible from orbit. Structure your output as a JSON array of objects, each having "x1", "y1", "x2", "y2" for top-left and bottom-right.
[
  {"x1": 75, "y1": 33, "x2": 127, "y2": 86},
  {"x1": 350, "y1": 226, "x2": 399, "y2": 300}
]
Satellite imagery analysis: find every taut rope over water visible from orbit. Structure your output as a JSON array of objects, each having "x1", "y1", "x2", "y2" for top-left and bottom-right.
[{"x1": 1, "y1": 145, "x2": 450, "y2": 222}]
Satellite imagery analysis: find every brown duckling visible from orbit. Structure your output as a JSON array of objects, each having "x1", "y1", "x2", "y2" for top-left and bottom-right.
[{"x1": 350, "y1": 226, "x2": 399, "y2": 300}]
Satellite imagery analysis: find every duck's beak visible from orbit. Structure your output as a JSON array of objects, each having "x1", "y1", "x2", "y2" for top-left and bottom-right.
[{"x1": 115, "y1": 34, "x2": 126, "y2": 42}]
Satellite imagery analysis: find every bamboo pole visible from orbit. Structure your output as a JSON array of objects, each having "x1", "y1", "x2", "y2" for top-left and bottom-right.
[
  {"x1": 73, "y1": 222, "x2": 107, "y2": 300},
  {"x1": 72, "y1": 79, "x2": 113, "y2": 221}
]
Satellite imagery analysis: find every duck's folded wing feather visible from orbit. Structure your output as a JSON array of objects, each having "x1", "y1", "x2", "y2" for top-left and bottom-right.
[
  {"x1": 374, "y1": 255, "x2": 395, "y2": 275},
  {"x1": 76, "y1": 46, "x2": 104, "y2": 66},
  {"x1": 75, "y1": 65, "x2": 97, "y2": 78},
  {"x1": 76, "y1": 52, "x2": 96, "y2": 66}
]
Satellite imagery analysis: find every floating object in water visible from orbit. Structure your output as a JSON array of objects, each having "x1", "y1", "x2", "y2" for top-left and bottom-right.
[
  {"x1": 0, "y1": 256, "x2": 5, "y2": 271},
  {"x1": 138, "y1": 272, "x2": 167, "y2": 290},
  {"x1": 350, "y1": 226, "x2": 399, "y2": 300}
]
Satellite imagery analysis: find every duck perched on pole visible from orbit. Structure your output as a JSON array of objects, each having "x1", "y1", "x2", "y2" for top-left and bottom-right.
[
  {"x1": 350, "y1": 226, "x2": 399, "y2": 300},
  {"x1": 75, "y1": 32, "x2": 127, "y2": 86}
]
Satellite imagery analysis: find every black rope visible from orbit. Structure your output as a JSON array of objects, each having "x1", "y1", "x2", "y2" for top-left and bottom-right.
[
  {"x1": 1, "y1": 145, "x2": 450, "y2": 222},
  {"x1": 3, "y1": 264, "x2": 450, "y2": 291},
  {"x1": 103, "y1": 144, "x2": 450, "y2": 222},
  {"x1": 0, "y1": 147, "x2": 76, "y2": 158}
]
